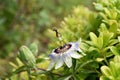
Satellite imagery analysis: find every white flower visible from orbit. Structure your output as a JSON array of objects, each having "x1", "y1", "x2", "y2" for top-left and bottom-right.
[{"x1": 47, "y1": 40, "x2": 86, "y2": 71}]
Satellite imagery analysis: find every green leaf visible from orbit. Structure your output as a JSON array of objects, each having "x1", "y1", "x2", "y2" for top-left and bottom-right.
[
  {"x1": 98, "y1": 23, "x2": 107, "y2": 32},
  {"x1": 99, "y1": 23, "x2": 114, "y2": 47},
  {"x1": 96, "y1": 58, "x2": 104, "y2": 62},
  {"x1": 104, "y1": 8, "x2": 111, "y2": 18},
  {"x1": 89, "y1": 32, "x2": 97, "y2": 43},
  {"x1": 13, "y1": 66, "x2": 26, "y2": 74},
  {"x1": 57, "y1": 74, "x2": 71, "y2": 80},
  {"x1": 118, "y1": 36, "x2": 120, "y2": 42},
  {"x1": 109, "y1": 39, "x2": 118, "y2": 46},
  {"x1": 110, "y1": 46, "x2": 120, "y2": 55},
  {"x1": 109, "y1": 20, "x2": 117, "y2": 36},
  {"x1": 93, "y1": 3, "x2": 104, "y2": 11},
  {"x1": 100, "y1": 76, "x2": 111, "y2": 80},
  {"x1": 89, "y1": 32, "x2": 98, "y2": 46},
  {"x1": 97, "y1": 35, "x2": 103, "y2": 49},
  {"x1": 114, "y1": 56, "x2": 120, "y2": 63},
  {"x1": 109, "y1": 61, "x2": 117, "y2": 78},
  {"x1": 101, "y1": 66, "x2": 111, "y2": 77},
  {"x1": 110, "y1": 60, "x2": 120, "y2": 79},
  {"x1": 88, "y1": 47, "x2": 99, "y2": 52},
  {"x1": 102, "y1": 32, "x2": 114, "y2": 47}
]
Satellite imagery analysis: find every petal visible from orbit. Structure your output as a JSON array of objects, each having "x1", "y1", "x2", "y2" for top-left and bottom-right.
[
  {"x1": 49, "y1": 52, "x2": 58, "y2": 60},
  {"x1": 55, "y1": 54, "x2": 64, "y2": 69},
  {"x1": 80, "y1": 51, "x2": 86, "y2": 56},
  {"x1": 63, "y1": 53, "x2": 72, "y2": 68},
  {"x1": 68, "y1": 42, "x2": 76, "y2": 51},
  {"x1": 70, "y1": 52, "x2": 83, "y2": 59},
  {"x1": 73, "y1": 42, "x2": 86, "y2": 56},
  {"x1": 77, "y1": 49, "x2": 86, "y2": 56},
  {"x1": 68, "y1": 42, "x2": 80, "y2": 52},
  {"x1": 74, "y1": 42, "x2": 81, "y2": 52},
  {"x1": 47, "y1": 59, "x2": 55, "y2": 71},
  {"x1": 76, "y1": 47, "x2": 82, "y2": 52}
]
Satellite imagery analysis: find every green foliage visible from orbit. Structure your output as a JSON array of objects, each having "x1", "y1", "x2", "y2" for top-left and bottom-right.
[
  {"x1": 100, "y1": 56, "x2": 120, "y2": 80},
  {"x1": 1, "y1": 0, "x2": 120, "y2": 80},
  {"x1": 94, "y1": 0, "x2": 120, "y2": 35},
  {"x1": 60, "y1": 6, "x2": 99, "y2": 40}
]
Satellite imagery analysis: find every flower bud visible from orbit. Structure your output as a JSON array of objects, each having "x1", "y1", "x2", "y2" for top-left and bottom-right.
[
  {"x1": 18, "y1": 46, "x2": 36, "y2": 68},
  {"x1": 29, "y1": 41, "x2": 38, "y2": 57}
]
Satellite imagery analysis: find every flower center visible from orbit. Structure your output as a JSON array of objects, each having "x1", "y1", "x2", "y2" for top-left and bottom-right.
[{"x1": 54, "y1": 44, "x2": 72, "y2": 54}]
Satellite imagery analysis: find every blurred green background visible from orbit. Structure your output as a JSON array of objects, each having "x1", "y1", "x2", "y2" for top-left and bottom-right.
[{"x1": 0, "y1": 0, "x2": 94, "y2": 78}]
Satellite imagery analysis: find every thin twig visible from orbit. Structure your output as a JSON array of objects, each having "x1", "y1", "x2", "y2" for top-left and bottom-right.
[
  {"x1": 36, "y1": 68, "x2": 62, "y2": 76},
  {"x1": 5, "y1": 67, "x2": 62, "y2": 79}
]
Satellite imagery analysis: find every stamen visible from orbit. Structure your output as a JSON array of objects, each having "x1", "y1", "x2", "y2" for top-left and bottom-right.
[{"x1": 54, "y1": 44, "x2": 72, "y2": 54}]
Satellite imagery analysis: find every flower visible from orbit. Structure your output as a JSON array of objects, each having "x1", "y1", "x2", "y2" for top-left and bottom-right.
[{"x1": 47, "y1": 40, "x2": 86, "y2": 70}]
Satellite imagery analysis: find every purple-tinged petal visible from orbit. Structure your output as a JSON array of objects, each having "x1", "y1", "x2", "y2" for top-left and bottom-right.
[
  {"x1": 63, "y1": 53, "x2": 72, "y2": 68},
  {"x1": 49, "y1": 52, "x2": 58, "y2": 60},
  {"x1": 69, "y1": 42, "x2": 86, "y2": 56},
  {"x1": 55, "y1": 54, "x2": 64, "y2": 69},
  {"x1": 70, "y1": 52, "x2": 83, "y2": 59},
  {"x1": 47, "y1": 59, "x2": 55, "y2": 71},
  {"x1": 68, "y1": 42, "x2": 80, "y2": 52},
  {"x1": 74, "y1": 42, "x2": 81, "y2": 51}
]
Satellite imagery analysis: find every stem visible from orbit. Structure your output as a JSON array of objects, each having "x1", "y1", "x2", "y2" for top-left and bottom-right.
[
  {"x1": 36, "y1": 68, "x2": 62, "y2": 76},
  {"x1": 6, "y1": 67, "x2": 62, "y2": 79},
  {"x1": 101, "y1": 49, "x2": 109, "y2": 65},
  {"x1": 53, "y1": 28, "x2": 66, "y2": 45},
  {"x1": 79, "y1": 60, "x2": 94, "y2": 68},
  {"x1": 76, "y1": 60, "x2": 94, "y2": 71},
  {"x1": 72, "y1": 59, "x2": 76, "y2": 74},
  {"x1": 103, "y1": 54, "x2": 109, "y2": 65},
  {"x1": 27, "y1": 68, "x2": 32, "y2": 80}
]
